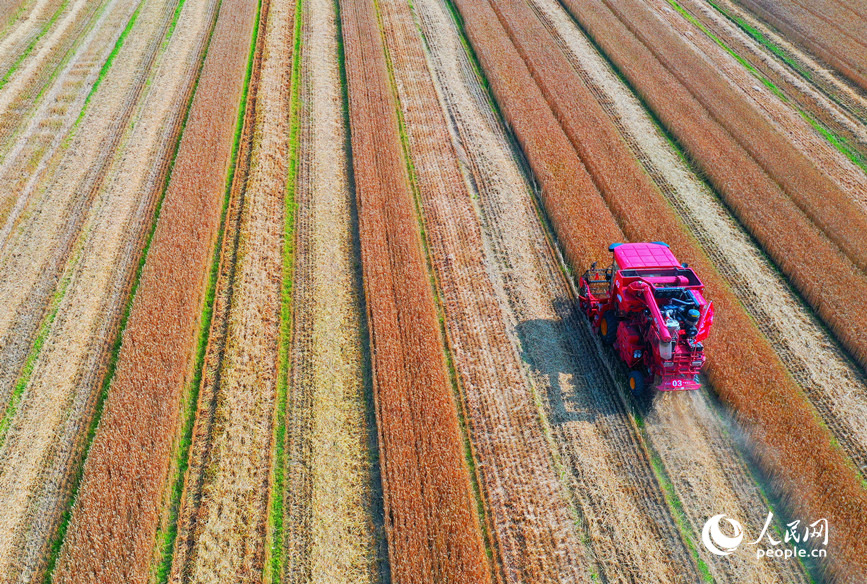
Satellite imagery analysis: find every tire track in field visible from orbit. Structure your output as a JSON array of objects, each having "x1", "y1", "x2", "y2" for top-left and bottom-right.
[
  {"x1": 278, "y1": 0, "x2": 385, "y2": 579},
  {"x1": 537, "y1": 0, "x2": 867, "y2": 478},
  {"x1": 0, "y1": 0, "x2": 175, "y2": 409},
  {"x1": 0, "y1": 0, "x2": 219, "y2": 580},
  {"x1": 392, "y1": 0, "x2": 708, "y2": 581}
]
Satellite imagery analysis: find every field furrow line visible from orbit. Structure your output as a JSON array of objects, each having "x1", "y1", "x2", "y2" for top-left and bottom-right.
[
  {"x1": 376, "y1": 0, "x2": 609, "y2": 580},
  {"x1": 0, "y1": 0, "x2": 221, "y2": 579},
  {"x1": 48, "y1": 0, "x2": 258, "y2": 579},
  {"x1": 339, "y1": 0, "x2": 494, "y2": 580},
  {"x1": 0, "y1": 0, "x2": 175, "y2": 409},
  {"x1": 534, "y1": 0, "x2": 867, "y2": 487}
]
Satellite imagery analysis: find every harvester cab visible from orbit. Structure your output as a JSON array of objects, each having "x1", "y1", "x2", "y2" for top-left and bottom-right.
[{"x1": 578, "y1": 242, "x2": 714, "y2": 395}]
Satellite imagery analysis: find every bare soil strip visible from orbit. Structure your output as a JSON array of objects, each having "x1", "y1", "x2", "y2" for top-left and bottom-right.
[
  {"x1": 376, "y1": 0, "x2": 601, "y2": 580},
  {"x1": 340, "y1": 0, "x2": 493, "y2": 580},
  {"x1": 50, "y1": 0, "x2": 258, "y2": 580},
  {"x1": 166, "y1": 0, "x2": 292, "y2": 579},
  {"x1": 0, "y1": 0, "x2": 220, "y2": 580},
  {"x1": 279, "y1": 0, "x2": 385, "y2": 578}
]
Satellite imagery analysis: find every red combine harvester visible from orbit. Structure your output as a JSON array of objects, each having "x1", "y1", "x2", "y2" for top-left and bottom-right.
[{"x1": 578, "y1": 242, "x2": 714, "y2": 395}]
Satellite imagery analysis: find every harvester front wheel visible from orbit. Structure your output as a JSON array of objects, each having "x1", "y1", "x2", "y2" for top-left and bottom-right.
[
  {"x1": 628, "y1": 371, "x2": 645, "y2": 397},
  {"x1": 600, "y1": 311, "x2": 617, "y2": 345}
]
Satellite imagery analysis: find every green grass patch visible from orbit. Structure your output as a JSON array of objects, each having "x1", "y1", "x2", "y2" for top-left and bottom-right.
[
  {"x1": 266, "y1": 0, "x2": 303, "y2": 577},
  {"x1": 151, "y1": 0, "x2": 261, "y2": 579}
]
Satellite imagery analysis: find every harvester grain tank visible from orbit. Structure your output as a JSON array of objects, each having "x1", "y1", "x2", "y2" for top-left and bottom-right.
[{"x1": 578, "y1": 242, "x2": 714, "y2": 395}]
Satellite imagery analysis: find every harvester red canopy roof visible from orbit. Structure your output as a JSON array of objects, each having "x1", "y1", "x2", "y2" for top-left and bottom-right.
[{"x1": 613, "y1": 243, "x2": 680, "y2": 270}]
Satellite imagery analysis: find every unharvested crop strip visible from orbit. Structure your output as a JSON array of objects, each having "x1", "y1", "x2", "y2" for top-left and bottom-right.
[
  {"x1": 469, "y1": 0, "x2": 867, "y2": 577},
  {"x1": 339, "y1": 0, "x2": 493, "y2": 580},
  {"x1": 49, "y1": 0, "x2": 258, "y2": 580}
]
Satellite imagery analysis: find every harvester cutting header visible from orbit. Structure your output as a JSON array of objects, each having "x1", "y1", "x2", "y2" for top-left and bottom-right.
[{"x1": 578, "y1": 242, "x2": 714, "y2": 395}]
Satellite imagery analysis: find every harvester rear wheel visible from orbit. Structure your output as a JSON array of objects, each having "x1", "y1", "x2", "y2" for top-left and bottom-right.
[
  {"x1": 628, "y1": 371, "x2": 645, "y2": 396},
  {"x1": 600, "y1": 311, "x2": 617, "y2": 345}
]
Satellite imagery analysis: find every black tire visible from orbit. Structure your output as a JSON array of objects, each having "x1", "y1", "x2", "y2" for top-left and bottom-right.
[
  {"x1": 628, "y1": 371, "x2": 646, "y2": 397},
  {"x1": 600, "y1": 311, "x2": 617, "y2": 345}
]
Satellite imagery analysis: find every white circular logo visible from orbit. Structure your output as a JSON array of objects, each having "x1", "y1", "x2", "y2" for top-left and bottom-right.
[{"x1": 702, "y1": 514, "x2": 744, "y2": 556}]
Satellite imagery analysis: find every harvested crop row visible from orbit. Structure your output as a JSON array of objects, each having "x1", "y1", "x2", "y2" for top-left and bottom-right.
[
  {"x1": 0, "y1": 0, "x2": 148, "y2": 407},
  {"x1": 50, "y1": 1, "x2": 258, "y2": 580},
  {"x1": 374, "y1": 0, "x2": 606, "y2": 580},
  {"x1": 0, "y1": 0, "x2": 220, "y2": 580},
  {"x1": 0, "y1": 0, "x2": 110, "y2": 149},
  {"x1": 279, "y1": 0, "x2": 385, "y2": 577},
  {"x1": 457, "y1": 0, "x2": 867, "y2": 579},
  {"x1": 564, "y1": 0, "x2": 867, "y2": 373},
  {"x1": 339, "y1": 0, "x2": 492, "y2": 581},
  {"x1": 166, "y1": 0, "x2": 292, "y2": 579},
  {"x1": 671, "y1": 0, "x2": 867, "y2": 171},
  {"x1": 603, "y1": 0, "x2": 867, "y2": 271},
  {"x1": 734, "y1": 0, "x2": 867, "y2": 92}
]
